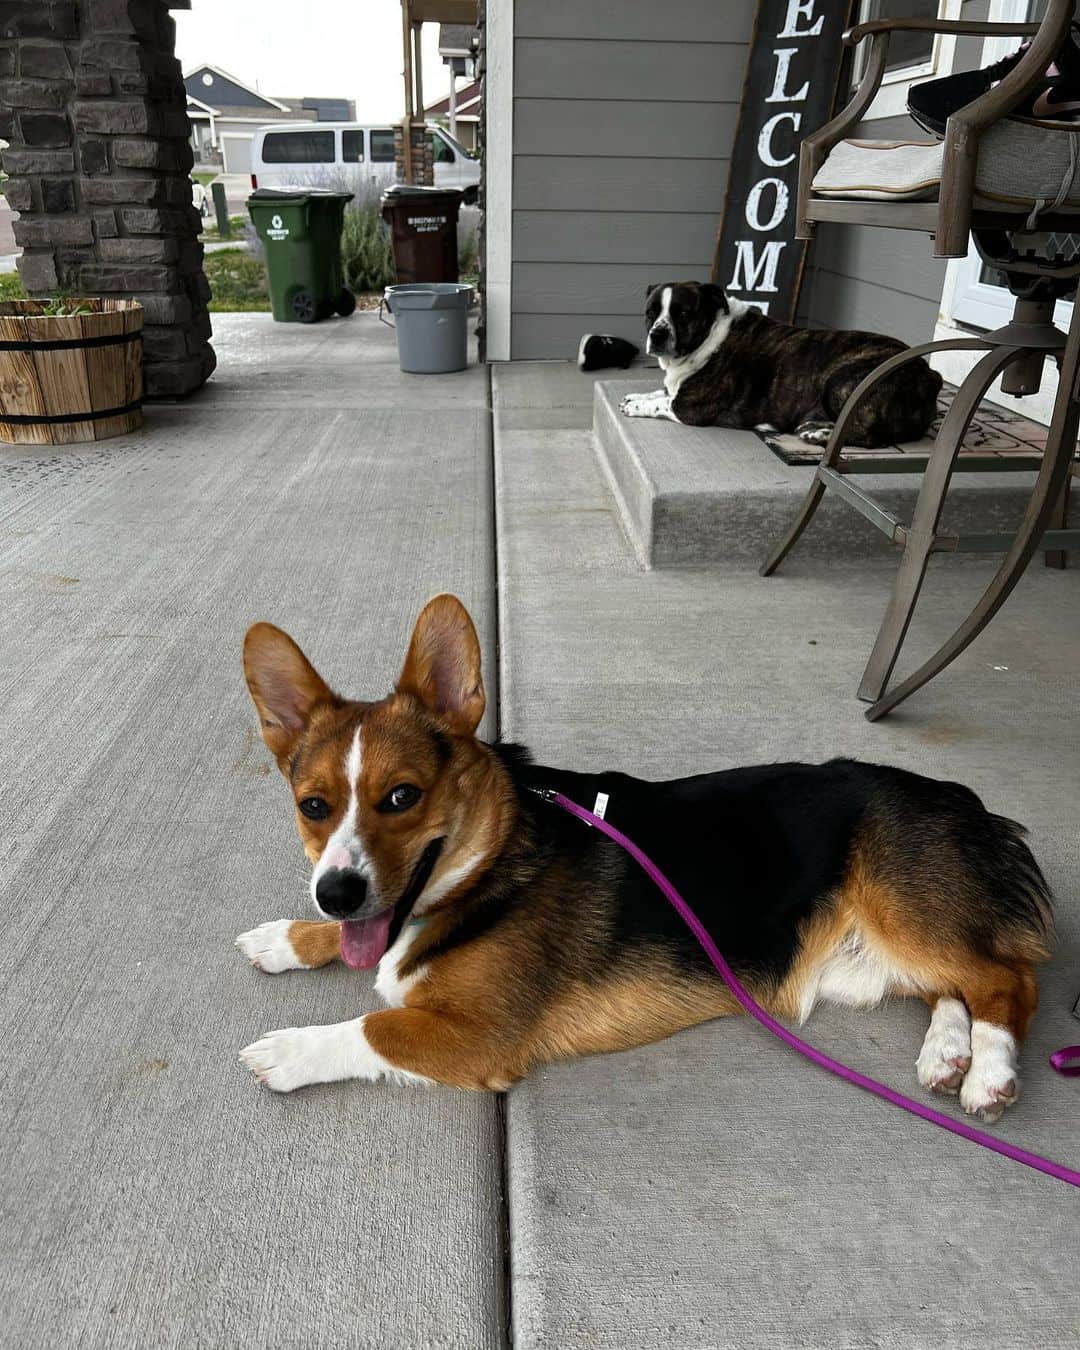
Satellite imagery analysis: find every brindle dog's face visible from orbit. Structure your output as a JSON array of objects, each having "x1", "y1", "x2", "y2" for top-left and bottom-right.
[{"x1": 644, "y1": 282, "x2": 729, "y2": 359}]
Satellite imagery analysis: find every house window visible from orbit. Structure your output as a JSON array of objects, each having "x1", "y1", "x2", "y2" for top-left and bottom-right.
[
  {"x1": 370, "y1": 130, "x2": 396, "y2": 163},
  {"x1": 261, "y1": 130, "x2": 334, "y2": 164},
  {"x1": 856, "y1": 0, "x2": 963, "y2": 120},
  {"x1": 864, "y1": 0, "x2": 938, "y2": 75},
  {"x1": 342, "y1": 130, "x2": 365, "y2": 162}
]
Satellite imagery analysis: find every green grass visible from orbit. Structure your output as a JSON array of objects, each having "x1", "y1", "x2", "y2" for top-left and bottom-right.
[
  {"x1": 0, "y1": 271, "x2": 26, "y2": 301},
  {"x1": 203, "y1": 247, "x2": 270, "y2": 312},
  {"x1": 201, "y1": 214, "x2": 248, "y2": 243},
  {"x1": 191, "y1": 172, "x2": 216, "y2": 187}
]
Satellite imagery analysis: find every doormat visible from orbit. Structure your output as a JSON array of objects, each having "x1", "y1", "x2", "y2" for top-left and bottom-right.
[{"x1": 759, "y1": 383, "x2": 1058, "y2": 466}]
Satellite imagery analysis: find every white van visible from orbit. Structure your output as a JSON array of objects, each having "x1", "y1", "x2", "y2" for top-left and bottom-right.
[{"x1": 250, "y1": 123, "x2": 480, "y2": 197}]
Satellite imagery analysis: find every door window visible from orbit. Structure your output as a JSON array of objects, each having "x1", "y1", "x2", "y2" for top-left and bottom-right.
[{"x1": 342, "y1": 130, "x2": 365, "y2": 162}]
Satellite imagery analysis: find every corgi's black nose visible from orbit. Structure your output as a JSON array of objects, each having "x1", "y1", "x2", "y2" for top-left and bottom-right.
[{"x1": 315, "y1": 868, "x2": 368, "y2": 918}]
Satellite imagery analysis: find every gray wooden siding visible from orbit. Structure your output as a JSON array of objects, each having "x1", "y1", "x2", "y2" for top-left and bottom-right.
[
  {"x1": 515, "y1": 0, "x2": 755, "y2": 43},
  {"x1": 514, "y1": 212, "x2": 721, "y2": 265},
  {"x1": 514, "y1": 101, "x2": 740, "y2": 160},
  {"x1": 510, "y1": 0, "x2": 753, "y2": 360},
  {"x1": 513, "y1": 158, "x2": 729, "y2": 214}
]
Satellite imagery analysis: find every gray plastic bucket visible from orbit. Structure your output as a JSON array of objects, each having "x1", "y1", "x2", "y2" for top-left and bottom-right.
[{"x1": 382, "y1": 282, "x2": 472, "y2": 373}]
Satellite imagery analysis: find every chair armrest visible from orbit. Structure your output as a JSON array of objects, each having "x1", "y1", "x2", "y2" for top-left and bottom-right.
[
  {"x1": 937, "y1": 0, "x2": 1076, "y2": 255},
  {"x1": 845, "y1": 18, "x2": 1041, "y2": 46},
  {"x1": 795, "y1": 31, "x2": 889, "y2": 238}
]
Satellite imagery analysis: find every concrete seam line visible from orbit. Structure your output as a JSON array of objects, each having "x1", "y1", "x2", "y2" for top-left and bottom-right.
[{"x1": 485, "y1": 358, "x2": 512, "y2": 1350}]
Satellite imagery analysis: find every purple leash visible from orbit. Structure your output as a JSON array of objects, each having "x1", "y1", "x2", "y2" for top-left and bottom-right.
[{"x1": 542, "y1": 789, "x2": 1080, "y2": 1190}]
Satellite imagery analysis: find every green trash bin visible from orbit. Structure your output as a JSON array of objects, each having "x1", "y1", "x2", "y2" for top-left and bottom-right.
[{"x1": 247, "y1": 188, "x2": 356, "y2": 324}]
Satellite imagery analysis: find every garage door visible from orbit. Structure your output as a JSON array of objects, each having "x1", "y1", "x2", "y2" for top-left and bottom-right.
[{"x1": 221, "y1": 134, "x2": 252, "y2": 175}]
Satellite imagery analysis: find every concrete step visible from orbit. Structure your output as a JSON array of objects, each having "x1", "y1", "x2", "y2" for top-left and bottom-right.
[{"x1": 593, "y1": 378, "x2": 1040, "y2": 569}]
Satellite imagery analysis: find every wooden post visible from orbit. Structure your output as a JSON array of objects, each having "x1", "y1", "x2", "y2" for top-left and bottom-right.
[
  {"x1": 449, "y1": 70, "x2": 458, "y2": 138},
  {"x1": 401, "y1": 0, "x2": 414, "y2": 184},
  {"x1": 413, "y1": 22, "x2": 425, "y2": 124},
  {"x1": 211, "y1": 182, "x2": 231, "y2": 239}
]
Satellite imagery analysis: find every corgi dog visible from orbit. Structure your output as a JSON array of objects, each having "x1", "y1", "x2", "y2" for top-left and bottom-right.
[{"x1": 237, "y1": 595, "x2": 1052, "y2": 1122}]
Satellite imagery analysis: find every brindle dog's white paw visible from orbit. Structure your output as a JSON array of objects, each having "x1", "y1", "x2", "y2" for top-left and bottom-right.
[
  {"x1": 620, "y1": 390, "x2": 670, "y2": 419},
  {"x1": 795, "y1": 421, "x2": 834, "y2": 445},
  {"x1": 235, "y1": 919, "x2": 308, "y2": 974}
]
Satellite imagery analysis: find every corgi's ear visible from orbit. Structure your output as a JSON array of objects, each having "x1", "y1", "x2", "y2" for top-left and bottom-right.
[
  {"x1": 243, "y1": 623, "x2": 336, "y2": 765},
  {"x1": 397, "y1": 594, "x2": 485, "y2": 736}
]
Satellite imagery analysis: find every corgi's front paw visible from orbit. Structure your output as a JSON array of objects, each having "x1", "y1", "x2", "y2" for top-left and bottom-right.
[
  {"x1": 240, "y1": 1021, "x2": 362, "y2": 1092},
  {"x1": 235, "y1": 920, "x2": 308, "y2": 974}
]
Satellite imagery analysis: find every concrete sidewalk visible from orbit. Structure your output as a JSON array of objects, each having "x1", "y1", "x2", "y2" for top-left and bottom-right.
[
  {"x1": 494, "y1": 363, "x2": 1080, "y2": 1350},
  {"x1": 3, "y1": 316, "x2": 1078, "y2": 1350},
  {"x1": 0, "y1": 315, "x2": 502, "y2": 1350}
]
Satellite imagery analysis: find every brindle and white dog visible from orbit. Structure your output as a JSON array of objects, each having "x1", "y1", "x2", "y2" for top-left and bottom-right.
[{"x1": 620, "y1": 281, "x2": 942, "y2": 446}]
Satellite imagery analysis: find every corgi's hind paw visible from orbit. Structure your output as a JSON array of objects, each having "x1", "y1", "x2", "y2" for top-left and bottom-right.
[{"x1": 917, "y1": 997, "x2": 971, "y2": 1095}]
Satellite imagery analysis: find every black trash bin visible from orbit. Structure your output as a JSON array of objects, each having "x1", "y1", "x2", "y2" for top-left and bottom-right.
[{"x1": 380, "y1": 185, "x2": 463, "y2": 285}]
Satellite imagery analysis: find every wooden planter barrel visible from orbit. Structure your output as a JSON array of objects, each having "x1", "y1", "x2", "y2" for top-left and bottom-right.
[{"x1": 0, "y1": 298, "x2": 143, "y2": 445}]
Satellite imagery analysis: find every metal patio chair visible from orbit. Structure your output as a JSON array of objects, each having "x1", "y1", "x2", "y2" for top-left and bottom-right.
[{"x1": 761, "y1": 0, "x2": 1080, "y2": 720}]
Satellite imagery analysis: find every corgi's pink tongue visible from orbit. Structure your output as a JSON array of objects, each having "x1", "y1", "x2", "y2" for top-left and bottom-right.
[{"x1": 340, "y1": 911, "x2": 393, "y2": 969}]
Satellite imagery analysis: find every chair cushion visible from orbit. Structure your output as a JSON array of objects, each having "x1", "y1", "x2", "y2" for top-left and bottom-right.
[{"x1": 812, "y1": 119, "x2": 1080, "y2": 212}]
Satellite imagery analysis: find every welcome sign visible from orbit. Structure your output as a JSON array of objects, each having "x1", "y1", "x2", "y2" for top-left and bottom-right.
[{"x1": 712, "y1": 0, "x2": 856, "y2": 321}]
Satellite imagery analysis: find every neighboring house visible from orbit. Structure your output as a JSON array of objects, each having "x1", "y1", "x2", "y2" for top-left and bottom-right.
[
  {"x1": 481, "y1": 0, "x2": 1057, "y2": 421},
  {"x1": 424, "y1": 79, "x2": 480, "y2": 153},
  {"x1": 184, "y1": 64, "x2": 356, "y2": 177},
  {"x1": 430, "y1": 24, "x2": 479, "y2": 149}
]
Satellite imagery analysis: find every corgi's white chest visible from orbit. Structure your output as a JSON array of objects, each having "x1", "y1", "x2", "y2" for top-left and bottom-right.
[{"x1": 374, "y1": 925, "x2": 427, "y2": 1007}]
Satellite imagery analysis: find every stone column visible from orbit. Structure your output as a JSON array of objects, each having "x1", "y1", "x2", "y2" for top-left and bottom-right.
[
  {"x1": 394, "y1": 123, "x2": 433, "y2": 186},
  {"x1": 0, "y1": 0, "x2": 215, "y2": 398}
]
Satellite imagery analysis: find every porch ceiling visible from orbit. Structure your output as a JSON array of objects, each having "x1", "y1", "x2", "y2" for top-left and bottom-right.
[{"x1": 404, "y1": 0, "x2": 476, "y2": 24}]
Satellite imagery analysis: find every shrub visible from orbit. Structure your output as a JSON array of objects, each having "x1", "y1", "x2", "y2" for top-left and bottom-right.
[
  {"x1": 340, "y1": 198, "x2": 395, "y2": 295},
  {"x1": 459, "y1": 223, "x2": 479, "y2": 280}
]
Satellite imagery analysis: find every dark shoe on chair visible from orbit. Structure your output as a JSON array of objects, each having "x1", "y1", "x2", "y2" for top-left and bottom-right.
[
  {"x1": 1033, "y1": 24, "x2": 1080, "y2": 122},
  {"x1": 908, "y1": 28, "x2": 1080, "y2": 136},
  {"x1": 578, "y1": 334, "x2": 639, "y2": 371}
]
